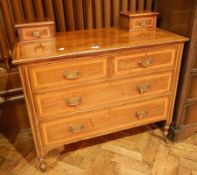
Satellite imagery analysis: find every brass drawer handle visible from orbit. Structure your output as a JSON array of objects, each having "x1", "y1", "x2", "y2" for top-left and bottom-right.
[
  {"x1": 32, "y1": 31, "x2": 42, "y2": 38},
  {"x1": 66, "y1": 96, "x2": 81, "y2": 106},
  {"x1": 138, "y1": 83, "x2": 150, "y2": 94},
  {"x1": 138, "y1": 59, "x2": 153, "y2": 68},
  {"x1": 64, "y1": 70, "x2": 80, "y2": 80},
  {"x1": 139, "y1": 20, "x2": 148, "y2": 26},
  {"x1": 69, "y1": 124, "x2": 84, "y2": 133},
  {"x1": 136, "y1": 111, "x2": 148, "y2": 119}
]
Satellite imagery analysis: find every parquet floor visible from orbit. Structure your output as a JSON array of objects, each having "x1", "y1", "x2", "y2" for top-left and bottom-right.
[{"x1": 0, "y1": 125, "x2": 197, "y2": 175}]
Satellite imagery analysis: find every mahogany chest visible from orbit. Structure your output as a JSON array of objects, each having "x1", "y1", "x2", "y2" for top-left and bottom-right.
[{"x1": 13, "y1": 27, "x2": 188, "y2": 171}]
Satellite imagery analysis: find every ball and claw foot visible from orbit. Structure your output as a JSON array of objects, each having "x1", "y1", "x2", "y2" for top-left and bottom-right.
[{"x1": 39, "y1": 158, "x2": 47, "y2": 172}]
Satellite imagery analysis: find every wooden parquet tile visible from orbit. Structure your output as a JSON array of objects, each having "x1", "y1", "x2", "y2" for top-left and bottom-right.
[{"x1": 0, "y1": 126, "x2": 196, "y2": 175}]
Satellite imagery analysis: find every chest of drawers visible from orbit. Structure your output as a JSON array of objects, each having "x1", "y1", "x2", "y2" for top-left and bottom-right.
[{"x1": 13, "y1": 28, "x2": 188, "y2": 171}]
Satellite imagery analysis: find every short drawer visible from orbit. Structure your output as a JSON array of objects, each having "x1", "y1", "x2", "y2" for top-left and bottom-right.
[
  {"x1": 113, "y1": 46, "x2": 176, "y2": 78},
  {"x1": 16, "y1": 21, "x2": 55, "y2": 41},
  {"x1": 40, "y1": 97, "x2": 169, "y2": 146},
  {"x1": 34, "y1": 72, "x2": 172, "y2": 119},
  {"x1": 29, "y1": 56, "x2": 108, "y2": 90}
]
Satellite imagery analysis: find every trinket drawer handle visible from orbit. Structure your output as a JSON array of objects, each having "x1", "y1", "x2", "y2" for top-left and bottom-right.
[
  {"x1": 138, "y1": 83, "x2": 150, "y2": 94},
  {"x1": 64, "y1": 70, "x2": 80, "y2": 80},
  {"x1": 66, "y1": 96, "x2": 82, "y2": 106},
  {"x1": 69, "y1": 124, "x2": 84, "y2": 133},
  {"x1": 138, "y1": 59, "x2": 153, "y2": 68},
  {"x1": 139, "y1": 20, "x2": 149, "y2": 26},
  {"x1": 32, "y1": 31, "x2": 42, "y2": 38},
  {"x1": 136, "y1": 111, "x2": 148, "y2": 119}
]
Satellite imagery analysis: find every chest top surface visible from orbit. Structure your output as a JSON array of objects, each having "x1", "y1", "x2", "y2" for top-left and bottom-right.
[{"x1": 12, "y1": 27, "x2": 188, "y2": 65}]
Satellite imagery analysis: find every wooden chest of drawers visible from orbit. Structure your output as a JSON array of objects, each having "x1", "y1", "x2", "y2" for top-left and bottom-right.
[{"x1": 12, "y1": 28, "x2": 188, "y2": 171}]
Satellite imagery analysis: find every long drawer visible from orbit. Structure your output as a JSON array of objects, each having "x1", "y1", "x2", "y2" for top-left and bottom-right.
[
  {"x1": 113, "y1": 45, "x2": 176, "y2": 78},
  {"x1": 40, "y1": 97, "x2": 169, "y2": 146},
  {"x1": 34, "y1": 72, "x2": 172, "y2": 119},
  {"x1": 28, "y1": 55, "x2": 108, "y2": 91}
]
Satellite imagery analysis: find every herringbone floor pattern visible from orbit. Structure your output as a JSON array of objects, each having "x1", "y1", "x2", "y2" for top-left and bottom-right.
[{"x1": 0, "y1": 125, "x2": 196, "y2": 175}]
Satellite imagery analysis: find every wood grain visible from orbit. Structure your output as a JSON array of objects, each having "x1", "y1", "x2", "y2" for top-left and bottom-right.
[
  {"x1": 74, "y1": 0, "x2": 85, "y2": 30},
  {"x1": 0, "y1": 0, "x2": 16, "y2": 47},
  {"x1": 129, "y1": 0, "x2": 136, "y2": 11},
  {"x1": 29, "y1": 56, "x2": 108, "y2": 91},
  {"x1": 94, "y1": 0, "x2": 103, "y2": 28},
  {"x1": 119, "y1": 11, "x2": 159, "y2": 31},
  {"x1": 34, "y1": 72, "x2": 172, "y2": 119},
  {"x1": 1, "y1": 126, "x2": 196, "y2": 175},
  {"x1": 33, "y1": 0, "x2": 45, "y2": 21},
  {"x1": 10, "y1": 0, "x2": 24, "y2": 23},
  {"x1": 113, "y1": 45, "x2": 176, "y2": 78},
  {"x1": 40, "y1": 98, "x2": 168, "y2": 147},
  {"x1": 43, "y1": 0, "x2": 55, "y2": 21},
  {"x1": 121, "y1": 0, "x2": 128, "y2": 12},
  {"x1": 53, "y1": 0, "x2": 66, "y2": 31},
  {"x1": 21, "y1": 0, "x2": 35, "y2": 21},
  {"x1": 112, "y1": 0, "x2": 120, "y2": 27},
  {"x1": 138, "y1": 0, "x2": 145, "y2": 10},
  {"x1": 15, "y1": 21, "x2": 55, "y2": 42},
  {"x1": 104, "y1": 0, "x2": 111, "y2": 27},
  {"x1": 158, "y1": 0, "x2": 197, "y2": 141},
  {"x1": 12, "y1": 28, "x2": 188, "y2": 64},
  {"x1": 146, "y1": 0, "x2": 153, "y2": 11},
  {"x1": 188, "y1": 76, "x2": 197, "y2": 98},
  {"x1": 84, "y1": 0, "x2": 94, "y2": 29},
  {"x1": 0, "y1": 22, "x2": 10, "y2": 68},
  {"x1": 1, "y1": 0, "x2": 158, "y2": 69},
  {"x1": 64, "y1": 0, "x2": 75, "y2": 30},
  {"x1": 13, "y1": 26, "x2": 188, "y2": 171}
]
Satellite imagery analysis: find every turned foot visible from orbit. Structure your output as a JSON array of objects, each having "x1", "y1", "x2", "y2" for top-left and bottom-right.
[
  {"x1": 163, "y1": 124, "x2": 170, "y2": 143},
  {"x1": 39, "y1": 157, "x2": 47, "y2": 172}
]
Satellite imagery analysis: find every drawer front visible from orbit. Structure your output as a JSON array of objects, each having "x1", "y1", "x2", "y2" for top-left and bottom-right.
[
  {"x1": 29, "y1": 56, "x2": 108, "y2": 90},
  {"x1": 113, "y1": 46, "x2": 176, "y2": 78},
  {"x1": 40, "y1": 97, "x2": 169, "y2": 146},
  {"x1": 17, "y1": 25, "x2": 55, "y2": 41},
  {"x1": 91, "y1": 97, "x2": 169, "y2": 132},
  {"x1": 34, "y1": 72, "x2": 172, "y2": 118},
  {"x1": 132, "y1": 17, "x2": 156, "y2": 29}
]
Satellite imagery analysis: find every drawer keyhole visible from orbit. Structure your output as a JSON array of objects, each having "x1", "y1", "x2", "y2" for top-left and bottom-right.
[{"x1": 32, "y1": 31, "x2": 42, "y2": 38}]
